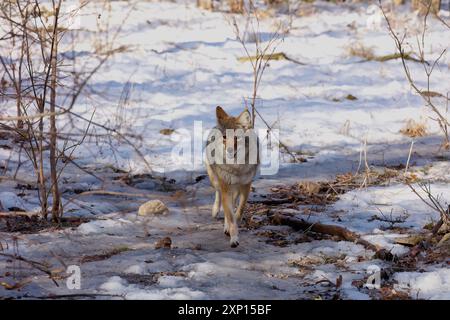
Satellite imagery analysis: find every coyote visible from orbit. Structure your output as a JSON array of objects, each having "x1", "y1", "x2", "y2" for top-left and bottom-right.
[{"x1": 205, "y1": 106, "x2": 259, "y2": 247}]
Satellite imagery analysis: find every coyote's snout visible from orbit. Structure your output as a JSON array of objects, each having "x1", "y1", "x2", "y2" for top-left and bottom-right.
[{"x1": 205, "y1": 106, "x2": 259, "y2": 247}]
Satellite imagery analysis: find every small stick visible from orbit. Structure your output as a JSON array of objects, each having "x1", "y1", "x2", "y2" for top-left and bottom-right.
[{"x1": 405, "y1": 139, "x2": 415, "y2": 174}]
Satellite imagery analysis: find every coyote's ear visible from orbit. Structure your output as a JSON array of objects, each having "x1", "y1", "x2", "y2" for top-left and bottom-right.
[
  {"x1": 216, "y1": 106, "x2": 229, "y2": 125},
  {"x1": 237, "y1": 109, "x2": 252, "y2": 128}
]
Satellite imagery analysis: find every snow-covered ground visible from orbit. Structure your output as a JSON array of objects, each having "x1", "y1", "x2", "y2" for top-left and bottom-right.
[{"x1": 0, "y1": 0, "x2": 449, "y2": 299}]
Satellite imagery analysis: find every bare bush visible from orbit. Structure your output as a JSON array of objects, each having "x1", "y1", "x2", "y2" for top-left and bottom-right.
[
  {"x1": 0, "y1": 0, "x2": 68, "y2": 220},
  {"x1": 379, "y1": 0, "x2": 450, "y2": 149},
  {"x1": 0, "y1": 1, "x2": 127, "y2": 221},
  {"x1": 231, "y1": 0, "x2": 299, "y2": 161},
  {"x1": 380, "y1": 0, "x2": 450, "y2": 234}
]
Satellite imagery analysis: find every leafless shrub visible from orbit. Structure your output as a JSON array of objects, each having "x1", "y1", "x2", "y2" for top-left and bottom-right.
[
  {"x1": 231, "y1": 0, "x2": 298, "y2": 161},
  {"x1": 379, "y1": 0, "x2": 450, "y2": 150},
  {"x1": 232, "y1": 11, "x2": 282, "y2": 122},
  {"x1": 380, "y1": 0, "x2": 450, "y2": 235},
  {"x1": 0, "y1": 0, "x2": 70, "y2": 220},
  {"x1": 0, "y1": 1, "x2": 131, "y2": 221},
  {"x1": 372, "y1": 207, "x2": 409, "y2": 228}
]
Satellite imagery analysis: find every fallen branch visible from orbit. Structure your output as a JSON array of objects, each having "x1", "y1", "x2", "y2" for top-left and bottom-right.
[
  {"x1": 73, "y1": 190, "x2": 153, "y2": 199},
  {"x1": 0, "y1": 111, "x2": 65, "y2": 122},
  {"x1": 0, "y1": 252, "x2": 59, "y2": 286},
  {"x1": 372, "y1": 52, "x2": 424, "y2": 63},
  {"x1": 271, "y1": 213, "x2": 394, "y2": 261},
  {"x1": 357, "y1": 52, "x2": 426, "y2": 64},
  {"x1": 238, "y1": 52, "x2": 306, "y2": 65},
  {"x1": 0, "y1": 211, "x2": 40, "y2": 218},
  {"x1": 248, "y1": 197, "x2": 300, "y2": 206},
  {"x1": 63, "y1": 189, "x2": 154, "y2": 212}
]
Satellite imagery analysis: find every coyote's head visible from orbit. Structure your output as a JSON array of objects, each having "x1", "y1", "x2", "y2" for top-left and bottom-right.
[{"x1": 215, "y1": 106, "x2": 252, "y2": 132}]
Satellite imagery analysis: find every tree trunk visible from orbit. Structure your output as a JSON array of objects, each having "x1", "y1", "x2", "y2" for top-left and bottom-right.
[
  {"x1": 16, "y1": 36, "x2": 25, "y2": 129},
  {"x1": 38, "y1": 95, "x2": 48, "y2": 219},
  {"x1": 49, "y1": 3, "x2": 61, "y2": 221}
]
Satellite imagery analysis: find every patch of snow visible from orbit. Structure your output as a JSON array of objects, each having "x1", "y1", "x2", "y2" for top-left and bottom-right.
[{"x1": 394, "y1": 269, "x2": 450, "y2": 300}]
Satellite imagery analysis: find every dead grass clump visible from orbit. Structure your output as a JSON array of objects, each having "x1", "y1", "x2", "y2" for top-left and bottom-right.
[
  {"x1": 348, "y1": 42, "x2": 375, "y2": 60},
  {"x1": 400, "y1": 119, "x2": 427, "y2": 138},
  {"x1": 298, "y1": 181, "x2": 321, "y2": 196},
  {"x1": 296, "y1": 2, "x2": 316, "y2": 17}
]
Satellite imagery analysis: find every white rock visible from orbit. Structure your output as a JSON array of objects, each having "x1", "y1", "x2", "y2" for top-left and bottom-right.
[{"x1": 138, "y1": 200, "x2": 169, "y2": 216}]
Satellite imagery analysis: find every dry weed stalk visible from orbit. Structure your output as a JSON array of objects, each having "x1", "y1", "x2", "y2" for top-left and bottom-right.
[{"x1": 356, "y1": 135, "x2": 372, "y2": 189}]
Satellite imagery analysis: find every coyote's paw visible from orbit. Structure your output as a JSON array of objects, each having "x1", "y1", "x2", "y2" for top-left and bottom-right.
[{"x1": 230, "y1": 236, "x2": 239, "y2": 248}]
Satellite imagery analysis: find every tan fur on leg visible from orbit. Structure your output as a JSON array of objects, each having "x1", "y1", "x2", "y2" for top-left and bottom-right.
[
  {"x1": 235, "y1": 183, "x2": 251, "y2": 222},
  {"x1": 220, "y1": 180, "x2": 239, "y2": 247}
]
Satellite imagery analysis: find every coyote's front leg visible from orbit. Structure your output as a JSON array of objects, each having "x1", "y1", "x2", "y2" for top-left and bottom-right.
[
  {"x1": 220, "y1": 184, "x2": 239, "y2": 247},
  {"x1": 212, "y1": 190, "x2": 221, "y2": 219},
  {"x1": 235, "y1": 183, "x2": 251, "y2": 222}
]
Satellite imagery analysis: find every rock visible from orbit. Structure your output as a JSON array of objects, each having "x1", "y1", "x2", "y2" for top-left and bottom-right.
[
  {"x1": 138, "y1": 199, "x2": 169, "y2": 216},
  {"x1": 395, "y1": 235, "x2": 424, "y2": 247}
]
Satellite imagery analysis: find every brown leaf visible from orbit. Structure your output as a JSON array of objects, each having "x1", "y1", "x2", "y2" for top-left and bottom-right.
[
  {"x1": 0, "y1": 279, "x2": 31, "y2": 290},
  {"x1": 155, "y1": 237, "x2": 172, "y2": 249}
]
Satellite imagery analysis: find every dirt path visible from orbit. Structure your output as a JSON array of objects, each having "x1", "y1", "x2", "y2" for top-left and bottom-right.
[{"x1": 0, "y1": 177, "x2": 385, "y2": 300}]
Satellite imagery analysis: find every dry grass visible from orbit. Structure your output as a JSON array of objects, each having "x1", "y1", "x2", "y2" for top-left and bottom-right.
[
  {"x1": 400, "y1": 119, "x2": 428, "y2": 138},
  {"x1": 255, "y1": 8, "x2": 275, "y2": 20},
  {"x1": 348, "y1": 42, "x2": 376, "y2": 60},
  {"x1": 297, "y1": 181, "x2": 321, "y2": 196},
  {"x1": 295, "y1": 2, "x2": 316, "y2": 17}
]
